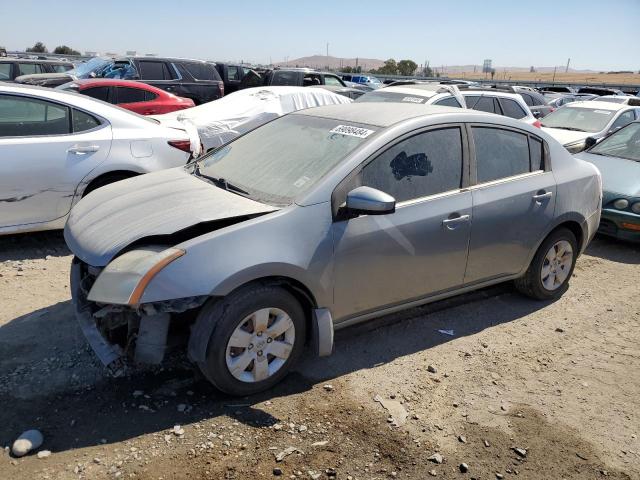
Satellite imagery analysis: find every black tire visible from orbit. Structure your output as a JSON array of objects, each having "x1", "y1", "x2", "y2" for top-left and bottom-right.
[
  {"x1": 515, "y1": 227, "x2": 578, "y2": 300},
  {"x1": 83, "y1": 172, "x2": 137, "y2": 197},
  {"x1": 196, "y1": 284, "x2": 306, "y2": 396}
]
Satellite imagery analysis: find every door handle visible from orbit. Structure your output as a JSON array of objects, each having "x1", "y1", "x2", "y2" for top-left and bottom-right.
[
  {"x1": 533, "y1": 191, "x2": 553, "y2": 202},
  {"x1": 442, "y1": 214, "x2": 470, "y2": 230},
  {"x1": 68, "y1": 145, "x2": 99, "y2": 155}
]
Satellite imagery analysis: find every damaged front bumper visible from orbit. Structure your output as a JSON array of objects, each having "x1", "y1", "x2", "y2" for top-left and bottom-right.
[{"x1": 70, "y1": 258, "x2": 207, "y2": 374}]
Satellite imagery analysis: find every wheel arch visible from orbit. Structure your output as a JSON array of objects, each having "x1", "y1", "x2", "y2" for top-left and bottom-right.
[
  {"x1": 188, "y1": 276, "x2": 319, "y2": 363},
  {"x1": 82, "y1": 170, "x2": 141, "y2": 197}
]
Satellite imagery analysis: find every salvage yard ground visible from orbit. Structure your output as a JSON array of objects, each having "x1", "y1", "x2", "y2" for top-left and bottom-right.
[{"x1": 0, "y1": 232, "x2": 638, "y2": 479}]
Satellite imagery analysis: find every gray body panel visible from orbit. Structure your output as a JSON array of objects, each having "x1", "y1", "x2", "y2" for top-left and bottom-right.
[{"x1": 65, "y1": 104, "x2": 602, "y2": 327}]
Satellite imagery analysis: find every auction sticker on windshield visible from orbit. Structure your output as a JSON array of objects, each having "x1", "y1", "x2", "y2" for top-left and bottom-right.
[
  {"x1": 330, "y1": 125, "x2": 375, "y2": 138},
  {"x1": 401, "y1": 96, "x2": 426, "y2": 104},
  {"x1": 593, "y1": 110, "x2": 613, "y2": 115}
]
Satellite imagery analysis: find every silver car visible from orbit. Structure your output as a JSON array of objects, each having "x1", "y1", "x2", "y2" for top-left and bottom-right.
[{"x1": 66, "y1": 103, "x2": 602, "y2": 395}]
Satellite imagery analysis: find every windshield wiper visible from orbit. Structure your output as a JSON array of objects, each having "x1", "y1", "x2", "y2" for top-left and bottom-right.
[
  {"x1": 193, "y1": 163, "x2": 250, "y2": 197},
  {"x1": 548, "y1": 126, "x2": 587, "y2": 132}
]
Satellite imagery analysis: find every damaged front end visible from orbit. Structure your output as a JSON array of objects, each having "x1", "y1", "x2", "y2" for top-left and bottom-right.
[{"x1": 70, "y1": 258, "x2": 207, "y2": 375}]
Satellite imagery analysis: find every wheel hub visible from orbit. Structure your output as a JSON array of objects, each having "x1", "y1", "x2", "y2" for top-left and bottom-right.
[
  {"x1": 540, "y1": 240, "x2": 573, "y2": 291},
  {"x1": 225, "y1": 307, "x2": 296, "y2": 383}
]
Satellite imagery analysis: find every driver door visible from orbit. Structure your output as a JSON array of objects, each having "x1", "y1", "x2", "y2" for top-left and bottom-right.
[{"x1": 331, "y1": 126, "x2": 472, "y2": 321}]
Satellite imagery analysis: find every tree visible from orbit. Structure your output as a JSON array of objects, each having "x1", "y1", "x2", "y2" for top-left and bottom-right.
[
  {"x1": 26, "y1": 42, "x2": 47, "y2": 53},
  {"x1": 342, "y1": 66, "x2": 353, "y2": 73},
  {"x1": 397, "y1": 59, "x2": 418, "y2": 77},
  {"x1": 372, "y1": 59, "x2": 398, "y2": 75},
  {"x1": 53, "y1": 45, "x2": 80, "y2": 56}
]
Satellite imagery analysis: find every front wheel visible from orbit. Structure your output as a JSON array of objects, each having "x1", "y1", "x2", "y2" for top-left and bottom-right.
[
  {"x1": 515, "y1": 227, "x2": 578, "y2": 300},
  {"x1": 196, "y1": 285, "x2": 306, "y2": 396}
]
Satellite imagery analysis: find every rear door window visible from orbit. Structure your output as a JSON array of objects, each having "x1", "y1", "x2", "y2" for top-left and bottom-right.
[
  {"x1": 227, "y1": 66, "x2": 240, "y2": 81},
  {"x1": 0, "y1": 63, "x2": 11, "y2": 80},
  {"x1": 0, "y1": 95, "x2": 70, "y2": 137},
  {"x1": 500, "y1": 98, "x2": 527, "y2": 119},
  {"x1": 138, "y1": 61, "x2": 175, "y2": 80},
  {"x1": 473, "y1": 127, "x2": 531, "y2": 183},
  {"x1": 520, "y1": 93, "x2": 535, "y2": 106},
  {"x1": 116, "y1": 86, "x2": 147, "y2": 104},
  {"x1": 82, "y1": 86, "x2": 110, "y2": 102},
  {"x1": 610, "y1": 110, "x2": 635, "y2": 132},
  {"x1": 466, "y1": 95, "x2": 497, "y2": 114},
  {"x1": 18, "y1": 63, "x2": 44, "y2": 76},
  {"x1": 323, "y1": 75, "x2": 343, "y2": 86},
  {"x1": 362, "y1": 127, "x2": 464, "y2": 202}
]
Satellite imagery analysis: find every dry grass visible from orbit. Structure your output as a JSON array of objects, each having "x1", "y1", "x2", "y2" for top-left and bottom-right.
[{"x1": 452, "y1": 71, "x2": 640, "y2": 86}]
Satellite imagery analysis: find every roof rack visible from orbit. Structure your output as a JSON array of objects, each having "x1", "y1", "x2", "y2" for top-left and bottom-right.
[{"x1": 456, "y1": 84, "x2": 516, "y2": 93}]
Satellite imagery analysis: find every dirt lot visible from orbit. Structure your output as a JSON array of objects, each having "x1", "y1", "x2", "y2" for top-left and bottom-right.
[
  {"x1": 0, "y1": 232, "x2": 638, "y2": 480},
  {"x1": 451, "y1": 71, "x2": 640, "y2": 87}
]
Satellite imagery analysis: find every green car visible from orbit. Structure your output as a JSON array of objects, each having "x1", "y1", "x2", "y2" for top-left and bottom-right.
[{"x1": 576, "y1": 121, "x2": 640, "y2": 242}]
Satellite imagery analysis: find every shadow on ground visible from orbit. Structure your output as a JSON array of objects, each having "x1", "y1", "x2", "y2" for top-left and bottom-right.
[
  {"x1": 585, "y1": 235, "x2": 640, "y2": 265},
  {"x1": 0, "y1": 231, "x2": 69, "y2": 262},
  {"x1": 0, "y1": 281, "x2": 550, "y2": 455}
]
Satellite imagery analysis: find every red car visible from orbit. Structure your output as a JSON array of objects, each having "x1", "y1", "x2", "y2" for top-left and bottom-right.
[{"x1": 58, "y1": 79, "x2": 195, "y2": 115}]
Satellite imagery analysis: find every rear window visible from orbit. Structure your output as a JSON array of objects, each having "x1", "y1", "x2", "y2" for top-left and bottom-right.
[
  {"x1": 181, "y1": 62, "x2": 220, "y2": 81},
  {"x1": 271, "y1": 71, "x2": 299, "y2": 86},
  {"x1": 356, "y1": 91, "x2": 431, "y2": 104}
]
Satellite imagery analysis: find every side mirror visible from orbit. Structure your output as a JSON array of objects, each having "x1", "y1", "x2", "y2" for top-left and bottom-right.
[
  {"x1": 584, "y1": 137, "x2": 598, "y2": 149},
  {"x1": 345, "y1": 186, "x2": 396, "y2": 216}
]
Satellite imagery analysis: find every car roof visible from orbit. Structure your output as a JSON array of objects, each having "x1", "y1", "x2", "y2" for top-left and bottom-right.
[
  {"x1": 0, "y1": 58, "x2": 72, "y2": 64},
  {"x1": 565, "y1": 100, "x2": 631, "y2": 111},
  {"x1": 69, "y1": 78, "x2": 162, "y2": 91},
  {"x1": 377, "y1": 84, "x2": 452, "y2": 97},
  {"x1": 293, "y1": 102, "x2": 477, "y2": 128}
]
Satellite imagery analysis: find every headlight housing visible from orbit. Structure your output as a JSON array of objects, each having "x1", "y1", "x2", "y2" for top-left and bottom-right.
[
  {"x1": 613, "y1": 198, "x2": 629, "y2": 210},
  {"x1": 631, "y1": 202, "x2": 640, "y2": 214},
  {"x1": 564, "y1": 140, "x2": 586, "y2": 154}
]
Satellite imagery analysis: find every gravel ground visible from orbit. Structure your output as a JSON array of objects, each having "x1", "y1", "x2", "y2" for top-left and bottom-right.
[{"x1": 0, "y1": 232, "x2": 638, "y2": 479}]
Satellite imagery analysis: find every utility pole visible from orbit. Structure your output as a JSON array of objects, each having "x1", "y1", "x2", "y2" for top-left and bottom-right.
[
  {"x1": 565, "y1": 58, "x2": 570, "y2": 73},
  {"x1": 552, "y1": 66, "x2": 557, "y2": 83},
  {"x1": 326, "y1": 43, "x2": 329, "y2": 58}
]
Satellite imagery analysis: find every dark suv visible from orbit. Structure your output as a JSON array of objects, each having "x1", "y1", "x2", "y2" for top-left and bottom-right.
[
  {"x1": 15, "y1": 56, "x2": 224, "y2": 104},
  {"x1": 261, "y1": 68, "x2": 347, "y2": 88},
  {"x1": 0, "y1": 58, "x2": 73, "y2": 82}
]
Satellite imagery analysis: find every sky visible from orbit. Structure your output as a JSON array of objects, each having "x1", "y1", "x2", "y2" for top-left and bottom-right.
[{"x1": 1, "y1": 0, "x2": 638, "y2": 70}]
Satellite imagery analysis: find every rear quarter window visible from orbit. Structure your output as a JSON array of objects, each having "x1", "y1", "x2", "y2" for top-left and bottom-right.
[
  {"x1": 181, "y1": 62, "x2": 220, "y2": 81},
  {"x1": 500, "y1": 98, "x2": 527, "y2": 119}
]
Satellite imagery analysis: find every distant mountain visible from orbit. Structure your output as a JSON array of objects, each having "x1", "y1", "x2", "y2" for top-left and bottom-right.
[
  {"x1": 274, "y1": 55, "x2": 598, "y2": 74},
  {"x1": 274, "y1": 55, "x2": 385, "y2": 71}
]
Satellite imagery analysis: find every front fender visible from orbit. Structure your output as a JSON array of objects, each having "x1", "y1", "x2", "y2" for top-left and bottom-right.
[{"x1": 140, "y1": 203, "x2": 335, "y2": 308}]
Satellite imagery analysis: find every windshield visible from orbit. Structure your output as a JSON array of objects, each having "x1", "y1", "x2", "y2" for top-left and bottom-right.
[
  {"x1": 195, "y1": 114, "x2": 377, "y2": 206},
  {"x1": 590, "y1": 122, "x2": 640, "y2": 162},
  {"x1": 356, "y1": 91, "x2": 431, "y2": 104},
  {"x1": 541, "y1": 106, "x2": 615, "y2": 132},
  {"x1": 69, "y1": 58, "x2": 113, "y2": 77}
]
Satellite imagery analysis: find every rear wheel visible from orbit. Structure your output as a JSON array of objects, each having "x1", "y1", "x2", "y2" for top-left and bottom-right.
[
  {"x1": 197, "y1": 285, "x2": 306, "y2": 396},
  {"x1": 515, "y1": 228, "x2": 577, "y2": 300}
]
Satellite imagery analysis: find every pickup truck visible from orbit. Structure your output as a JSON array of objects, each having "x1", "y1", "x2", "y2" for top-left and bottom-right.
[
  {"x1": 15, "y1": 56, "x2": 224, "y2": 105},
  {"x1": 213, "y1": 63, "x2": 255, "y2": 94}
]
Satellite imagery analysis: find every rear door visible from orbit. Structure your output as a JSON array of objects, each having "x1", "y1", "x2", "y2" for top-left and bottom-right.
[
  {"x1": 331, "y1": 125, "x2": 472, "y2": 321},
  {"x1": 464, "y1": 125, "x2": 555, "y2": 284},
  {"x1": 0, "y1": 94, "x2": 111, "y2": 227}
]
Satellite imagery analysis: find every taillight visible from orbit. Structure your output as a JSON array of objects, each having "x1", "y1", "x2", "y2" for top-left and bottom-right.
[
  {"x1": 533, "y1": 120, "x2": 542, "y2": 128},
  {"x1": 218, "y1": 80, "x2": 224, "y2": 97},
  {"x1": 168, "y1": 140, "x2": 192, "y2": 153},
  {"x1": 549, "y1": 107, "x2": 555, "y2": 112}
]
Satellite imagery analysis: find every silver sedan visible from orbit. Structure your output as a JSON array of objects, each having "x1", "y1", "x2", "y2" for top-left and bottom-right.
[{"x1": 65, "y1": 103, "x2": 602, "y2": 395}]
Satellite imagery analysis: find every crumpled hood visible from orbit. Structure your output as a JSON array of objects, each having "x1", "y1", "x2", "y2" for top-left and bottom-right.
[
  {"x1": 64, "y1": 168, "x2": 277, "y2": 266},
  {"x1": 541, "y1": 127, "x2": 590, "y2": 146},
  {"x1": 575, "y1": 151, "x2": 640, "y2": 197}
]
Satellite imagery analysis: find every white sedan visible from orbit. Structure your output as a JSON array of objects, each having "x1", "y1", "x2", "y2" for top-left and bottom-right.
[{"x1": 0, "y1": 83, "x2": 192, "y2": 235}]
